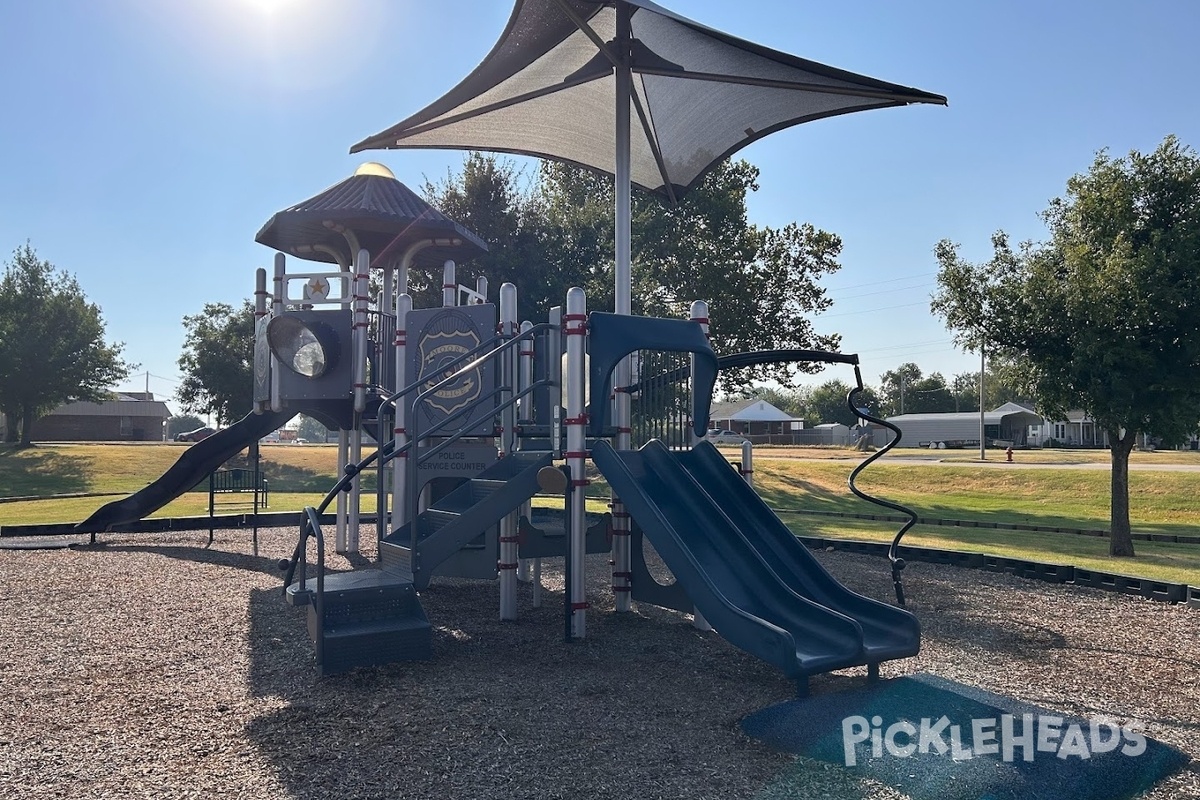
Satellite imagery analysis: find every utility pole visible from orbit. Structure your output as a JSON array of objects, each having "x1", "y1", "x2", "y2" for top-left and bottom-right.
[
  {"x1": 900, "y1": 375, "x2": 906, "y2": 415},
  {"x1": 979, "y1": 341, "x2": 986, "y2": 461}
]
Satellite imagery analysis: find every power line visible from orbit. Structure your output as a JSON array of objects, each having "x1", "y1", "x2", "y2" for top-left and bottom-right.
[
  {"x1": 822, "y1": 270, "x2": 937, "y2": 293},
  {"x1": 815, "y1": 300, "x2": 928, "y2": 318},
  {"x1": 827, "y1": 282, "x2": 934, "y2": 302}
]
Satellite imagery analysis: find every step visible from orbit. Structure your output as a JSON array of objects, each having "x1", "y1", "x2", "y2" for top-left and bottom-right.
[
  {"x1": 316, "y1": 612, "x2": 433, "y2": 676},
  {"x1": 431, "y1": 479, "x2": 507, "y2": 513},
  {"x1": 518, "y1": 508, "x2": 612, "y2": 558},
  {"x1": 288, "y1": 568, "x2": 417, "y2": 607}
]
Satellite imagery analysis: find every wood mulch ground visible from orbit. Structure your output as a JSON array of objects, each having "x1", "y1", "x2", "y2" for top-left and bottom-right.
[{"x1": 1, "y1": 527, "x2": 1197, "y2": 799}]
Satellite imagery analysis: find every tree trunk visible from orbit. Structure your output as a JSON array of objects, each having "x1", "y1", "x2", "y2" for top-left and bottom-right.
[
  {"x1": 20, "y1": 404, "x2": 36, "y2": 447},
  {"x1": 1108, "y1": 429, "x2": 1137, "y2": 557},
  {"x1": 2, "y1": 412, "x2": 16, "y2": 443}
]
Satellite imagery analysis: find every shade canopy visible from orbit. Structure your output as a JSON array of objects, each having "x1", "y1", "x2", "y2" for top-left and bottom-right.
[
  {"x1": 351, "y1": 0, "x2": 947, "y2": 203},
  {"x1": 255, "y1": 163, "x2": 488, "y2": 268}
]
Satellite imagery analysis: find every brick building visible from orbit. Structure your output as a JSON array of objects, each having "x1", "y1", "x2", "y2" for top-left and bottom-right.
[{"x1": 28, "y1": 393, "x2": 172, "y2": 442}]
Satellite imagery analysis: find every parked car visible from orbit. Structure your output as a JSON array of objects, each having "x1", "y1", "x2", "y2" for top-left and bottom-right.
[
  {"x1": 175, "y1": 426, "x2": 216, "y2": 442},
  {"x1": 705, "y1": 429, "x2": 748, "y2": 445}
]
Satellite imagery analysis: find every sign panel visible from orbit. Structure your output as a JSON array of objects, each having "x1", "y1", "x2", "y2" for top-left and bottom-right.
[{"x1": 406, "y1": 304, "x2": 497, "y2": 438}]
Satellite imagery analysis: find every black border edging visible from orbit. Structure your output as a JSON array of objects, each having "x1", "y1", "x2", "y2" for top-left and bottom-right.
[
  {"x1": 775, "y1": 507, "x2": 1200, "y2": 545},
  {"x1": 0, "y1": 513, "x2": 382, "y2": 539},
  {"x1": 799, "y1": 536, "x2": 1197, "y2": 608}
]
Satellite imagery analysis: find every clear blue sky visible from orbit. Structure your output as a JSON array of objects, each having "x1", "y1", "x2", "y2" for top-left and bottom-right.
[{"x1": 2, "y1": 0, "x2": 1197, "y2": 411}]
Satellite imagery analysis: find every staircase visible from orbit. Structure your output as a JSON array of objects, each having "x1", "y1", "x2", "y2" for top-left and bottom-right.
[
  {"x1": 380, "y1": 452, "x2": 553, "y2": 587},
  {"x1": 286, "y1": 569, "x2": 431, "y2": 676}
]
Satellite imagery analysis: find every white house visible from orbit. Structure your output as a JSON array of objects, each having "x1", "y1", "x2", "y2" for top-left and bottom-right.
[
  {"x1": 707, "y1": 398, "x2": 803, "y2": 436},
  {"x1": 1028, "y1": 410, "x2": 1109, "y2": 447}
]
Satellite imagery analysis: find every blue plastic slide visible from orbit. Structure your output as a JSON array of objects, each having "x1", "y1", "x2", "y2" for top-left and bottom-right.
[
  {"x1": 77, "y1": 410, "x2": 294, "y2": 533},
  {"x1": 592, "y1": 439, "x2": 919, "y2": 679}
]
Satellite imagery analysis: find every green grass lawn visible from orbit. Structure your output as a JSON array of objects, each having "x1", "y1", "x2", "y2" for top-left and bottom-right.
[{"x1": 3, "y1": 442, "x2": 1199, "y2": 586}]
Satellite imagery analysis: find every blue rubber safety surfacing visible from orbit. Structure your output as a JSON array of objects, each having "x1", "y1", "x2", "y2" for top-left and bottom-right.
[{"x1": 741, "y1": 674, "x2": 1188, "y2": 800}]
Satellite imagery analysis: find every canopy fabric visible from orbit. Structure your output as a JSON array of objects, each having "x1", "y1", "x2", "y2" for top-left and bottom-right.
[
  {"x1": 255, "y1": 168, "x2": 488, "y2": 268},
  {"x1": 350, "y1": 0, "x2": 947, "y2": 202}
]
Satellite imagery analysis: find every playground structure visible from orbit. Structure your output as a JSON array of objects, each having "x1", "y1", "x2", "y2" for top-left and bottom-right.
[{"x1": 76, "y1": 159, "x2": 921, "y2": 691}]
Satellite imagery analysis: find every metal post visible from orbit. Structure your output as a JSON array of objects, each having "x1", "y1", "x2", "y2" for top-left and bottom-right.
[
  {"x1": 690, "y1": 300, "x2": 713, "y2": 631},
  {"x1": 352, "y1": 250, "x2": 370, "y2": 414},
  {"x1": 443, "y1": 261, "x2": 456, "y2": 308},
  {"x1": 498, "y1": 283, "x2": 519, "y2": 620},
  {"x1": 254, "y1": 268, "x2": 268, "y2": 415},
  {"x1": 564, "y1": 288, "x2": 588, "y2": 638},
  {"x1": 393, "y1": 293, "x2": 412, "y2": 532},
  {"x1": 476, "y1": 276, "x2": 488, "y2": 304},
  {"x1": 344, "y1": 250, "x2": 370, "y2": 555},
  {"x1": 979, "y1": 341, "x2": 986, "y2": 461},
  {"x1": 517, "y1": 320, "x2": 535, "y2": 583},
  {"x1": 336, "y1": 429, "x2": 349, "y2": 551},
  {"x1": 741, "y1": 439, "x2": 754, "y2": 487},
  {"x1": 270, "y1": 254, "x2": 285, "y2": 413}
]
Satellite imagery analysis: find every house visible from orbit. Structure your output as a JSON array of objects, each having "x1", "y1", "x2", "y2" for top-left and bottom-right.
[
  {"x1": 28, "y1": 393, "x2": 172, "y2": 442},
  {"x1": 882, "y1": 402, "x2": 1043, "y2": 448},
  {"x1": 1028, "y1": 410, "x2": 1109, "y2": 448},
  {"x1": 707, "y1": 398, "x2": 803, "y2": 437}
]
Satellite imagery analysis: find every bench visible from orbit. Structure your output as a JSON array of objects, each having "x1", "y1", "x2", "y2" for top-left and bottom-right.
[
  {"x1": 209, "y1": 468, "x2": 269, "y2": 505},
  {"x1": 207, "y1": 468, "x2": 269, "y2": 547}
]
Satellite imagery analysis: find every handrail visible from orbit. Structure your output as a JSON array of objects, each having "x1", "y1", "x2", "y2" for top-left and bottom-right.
[
  {"x1": 279, "y1": 322, "x2": 557, "y2": 604},
  {"x1": 845, "y1": 364, "x2": 918, "y2": 606},
  {"x1": 375, "y1": 322, "x2": 557, "y2": 541},
  {"x1": 278, "y1": 506, "x2": 327, "y2": 668}
]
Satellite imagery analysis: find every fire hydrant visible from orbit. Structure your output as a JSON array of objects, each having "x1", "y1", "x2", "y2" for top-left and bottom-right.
[{"x1": 1005, "y1": 446, "x2": 1014, "y2": 463}]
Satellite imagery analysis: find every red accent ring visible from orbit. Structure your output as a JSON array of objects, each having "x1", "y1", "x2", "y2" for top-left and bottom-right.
[
  {"x1": 611, "y1": 586, "x2": 632, "y2": 593},
  {"x1": 570, "y1": 602, "x2": 590, "y2": 611},
  {"x1": 498, "y1": 536, "x2": 520, "y2": 543},
  {"x1": 571, "y1": 479, "x2": 590, "y2": 487},
  {"x1": 612, "y1": 571, "x2": 632, "y2": 579},
  {"x1": 497, "y1": 563, "x2": 518, "y2": 571}
]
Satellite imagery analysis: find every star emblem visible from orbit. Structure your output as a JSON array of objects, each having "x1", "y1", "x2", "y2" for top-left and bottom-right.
[{"x1": 305, "y1": 277, "x2": 330, "y2": 301}]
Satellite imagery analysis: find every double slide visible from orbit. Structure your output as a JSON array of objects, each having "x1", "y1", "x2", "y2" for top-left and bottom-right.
[
  {"x1": 592, "y1": 439, "x2": 919, "y2": 680},
  {"x1": 77, "y1": 410, "x2": 295, "y2": 533}
]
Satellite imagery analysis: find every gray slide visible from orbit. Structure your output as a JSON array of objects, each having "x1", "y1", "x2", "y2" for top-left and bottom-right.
[
  {"x1": 77, "y1": 410, "x2": 294, "y2": 533},
  {"x1": 676, "y1": 441, "x2": 919, "y2": 664},
  {"x1": 592, "y1": 439, "x2": 918, "y2": 680}
]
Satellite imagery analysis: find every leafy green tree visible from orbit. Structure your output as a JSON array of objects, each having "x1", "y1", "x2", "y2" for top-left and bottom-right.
[
  {"x1": 297, "y1": 414, "x2": 329, "y2": 443},
  {"x1": 167, "y1": 414, "x2": 206, "y2": 439},
  {"x1": 426, "y1": 154, "x2": 844, "y2": 389},
  {"x1": 876, "y1": 363, "x2": 923, "y2": 417},
  {"x1": 808, "y1": 379, "x2": 860, "y2": 426},
  {"x1": 541, "y1": 159, "x2": 843, "y2": 387},
  {"x1": 932, "y1": 136, "x2": 1200, "y2": 557},
  {"x1": 422, "y1": 154, "x2": 562, "y2": 319},
  {"x1": 176, "y1": 301, "x2": 254, "y2": 426},
  {"x1": 0, "y1": 244, "x2": 132, "y2": 445}
]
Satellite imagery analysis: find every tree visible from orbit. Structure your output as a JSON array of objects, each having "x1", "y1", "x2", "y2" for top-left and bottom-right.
[
  {"x1": 297, "y1": 414, "x2": 329, "y2": 443},
  {"x1": 808, "y1": 379, "x2": 860, "y2": 426},
  {"x1": 0, "y1": 244, "x2": 132, "y2": 445},
  {"x1": 167, "y1": 414, "x2": 206, "y2": 439},
  {"x1": 176, "y1": 301, "x2": 255, "y2": 426},
  {"x1": 877, "y1": 363, "x2": 923, "y2": 417},
  {"x1": 422, "y1": 154, "x2": 563, "y2": 319},
  {"x1": 541, "y1": 159, "x2": 844, "y2": 387},
  {"x1": 932, "y1": 136, "x2": 1200, "y2": 557},
  {"x1": 425, "y1": 154, "x2": 845, "y2": 389}
]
